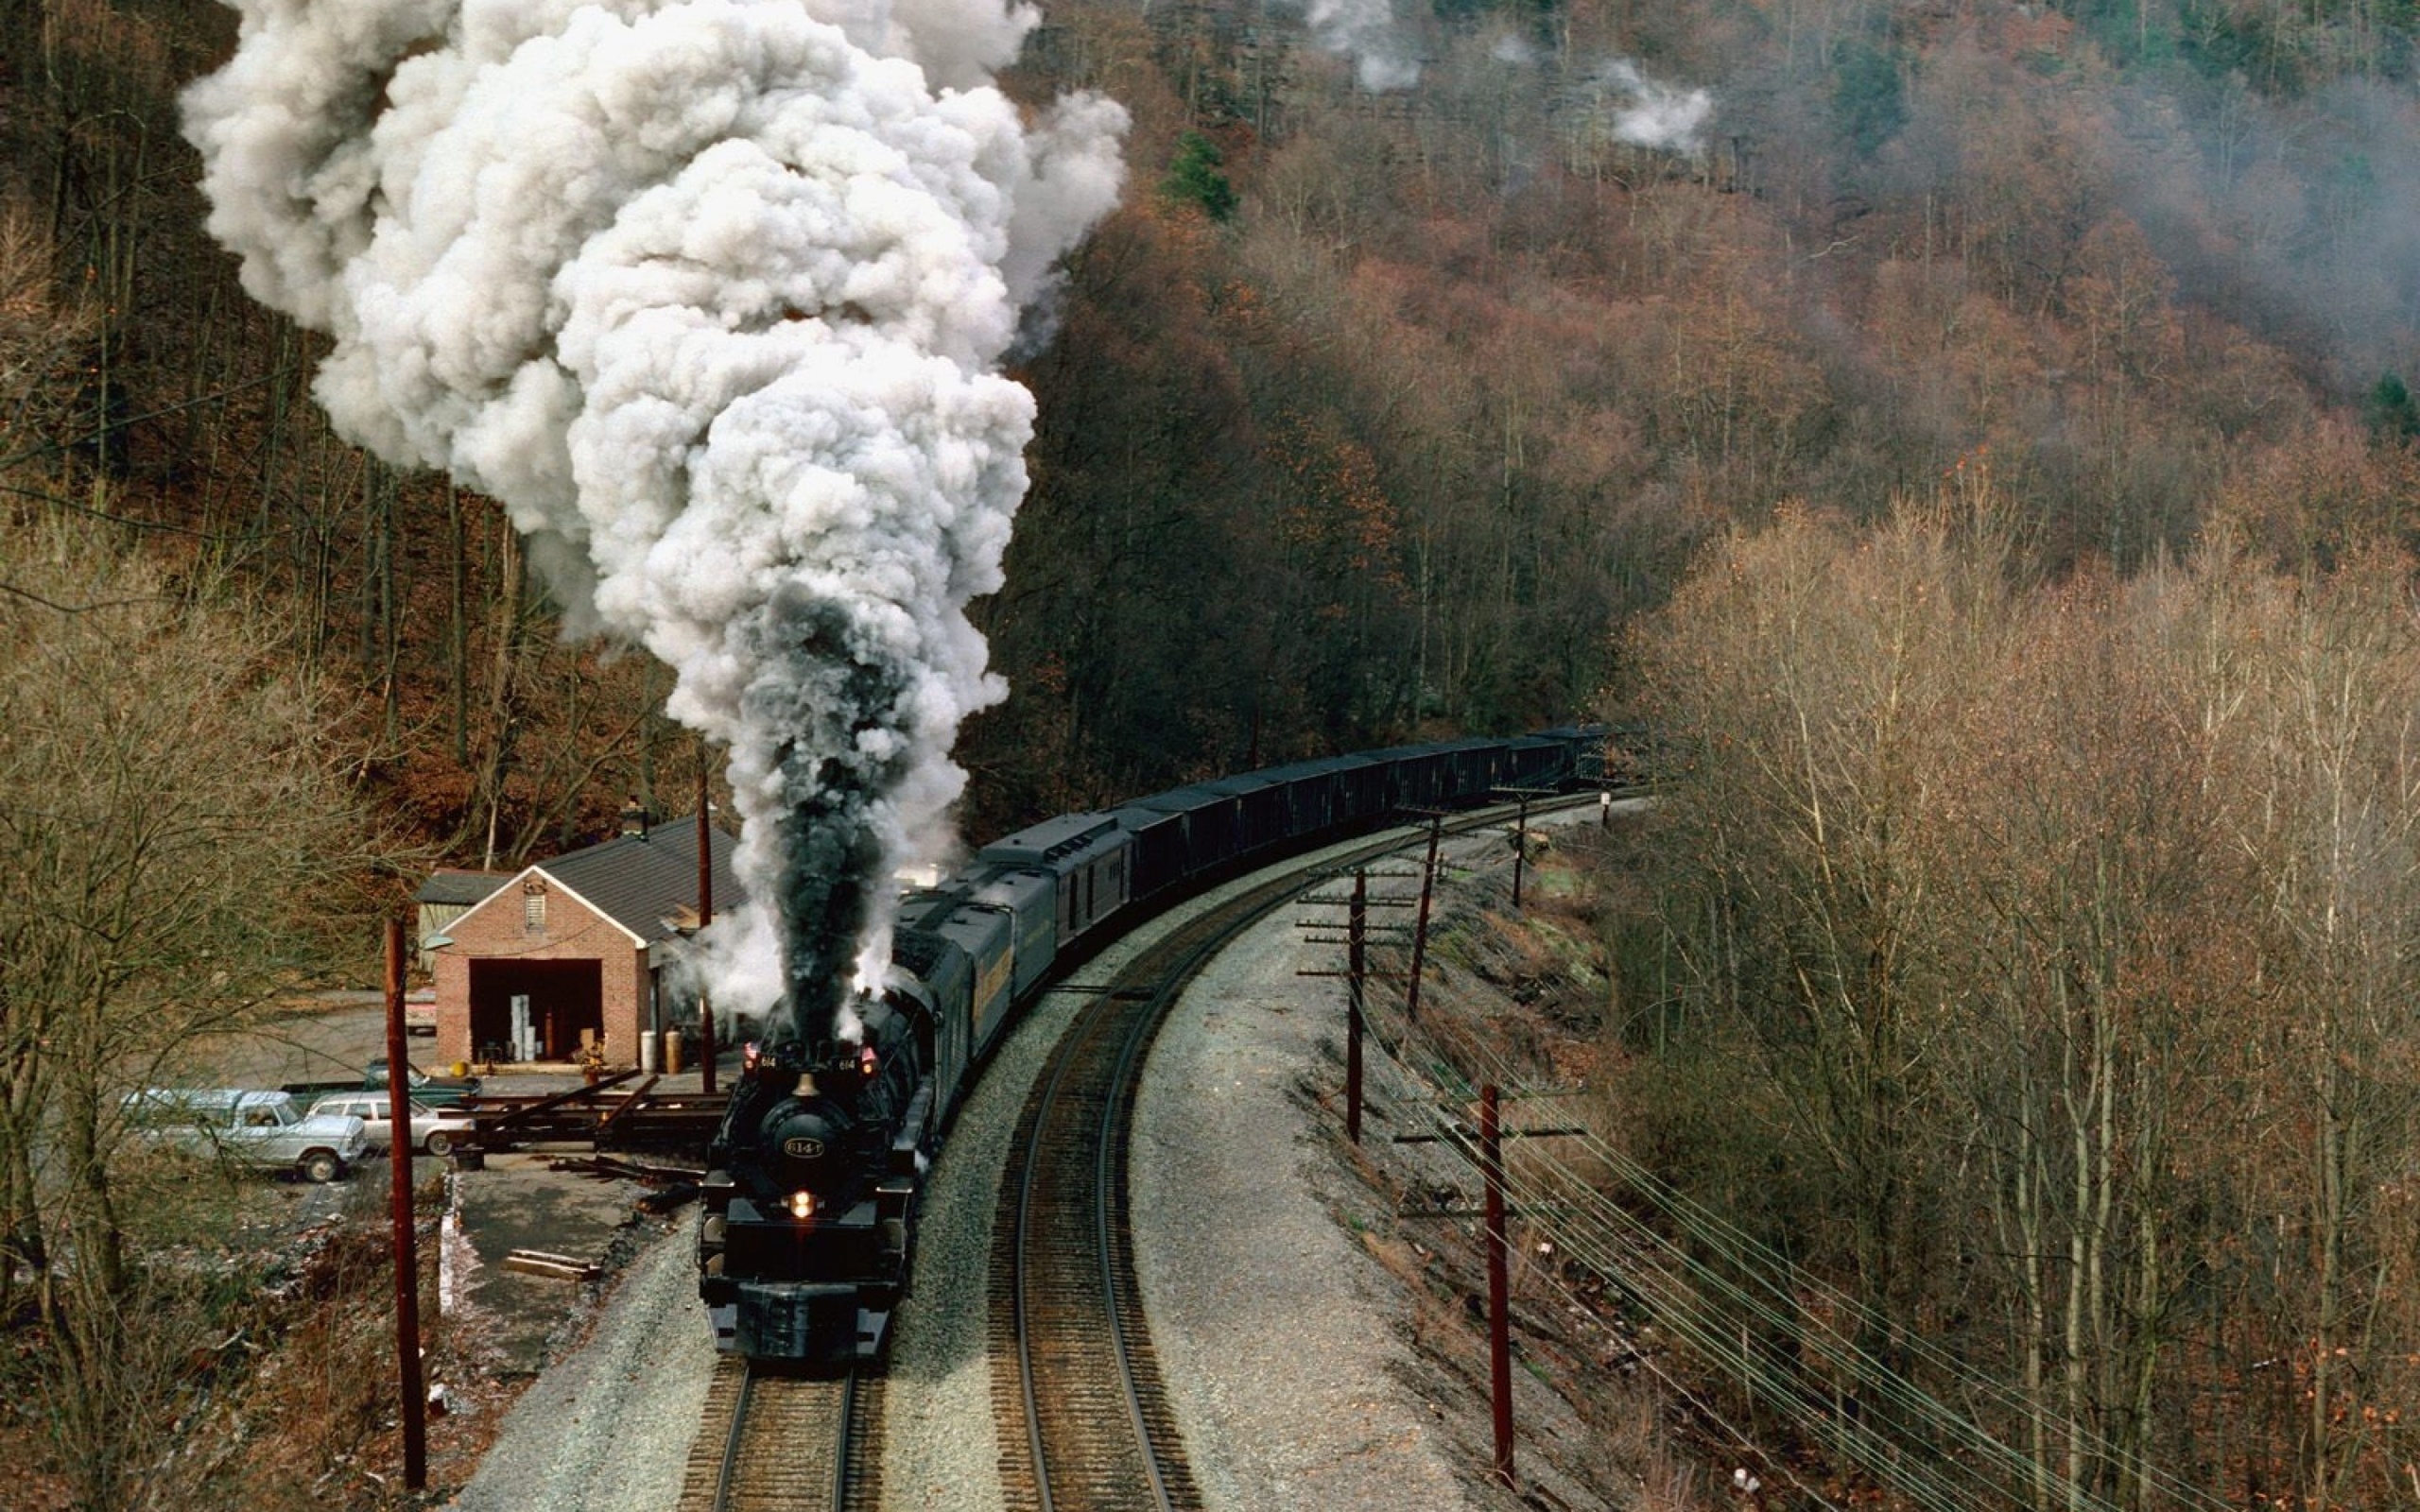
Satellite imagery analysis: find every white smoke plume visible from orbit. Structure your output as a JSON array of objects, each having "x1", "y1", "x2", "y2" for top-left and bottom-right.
[
  {"x1": 184, "y1": 0, "x2": 1127, "y2": 1047},
  {"x1": 1305, "y1": 0, "x2": 1421, "y2": 93},
  {"x1": 1596, "y1": 59, "x2": 1713, "y2": 153},
  {"x1": 1490, "y1": 32, "x2": 1538, "y2": 68}
]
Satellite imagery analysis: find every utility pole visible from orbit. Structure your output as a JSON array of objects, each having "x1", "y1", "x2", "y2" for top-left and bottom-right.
[
  {"x1": 1408, "y1": 813, "x2": 1442, "y2": 1022},
  {"x1": 1296, "y1": 868, "x2": 1415, "y2": 1145},
  {"x1": 1512, "y1": 791, "x2": 1530, "y2": 908},
  {"x1": 1493, "y1": 785, "x2": 1559, "y2": 909},
  {"x1": 384, "y1": 918, "x2": 426, "y2": 1490},
  {"x1": 1481, "y1": 1083, "x2": 1513, "y2": 1490},
  {"x1": 1393, "y1": 1102, "x2": 1584, "y2": 1491},
  {"x1": 1346, "y1": 870, "x2": 1366, "y2": 1144},
  {"x1": 696, "y1": 763, "x2": 716, "y2": 1095}
]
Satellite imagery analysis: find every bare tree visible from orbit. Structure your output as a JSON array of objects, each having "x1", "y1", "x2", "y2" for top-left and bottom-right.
[
  {"x1": 1622, "y1": 487, "x2": 2420, "y2": 1505},
  {"x1": 0, "y1": 510, "x2": 395, "y2": 1508}
]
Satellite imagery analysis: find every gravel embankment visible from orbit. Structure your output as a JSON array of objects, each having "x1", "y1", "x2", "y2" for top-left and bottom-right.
[
  {"x1": 1132, "y1": 833, "x2": 1504, "y2": 1512},
  {"x1": 443, "y1": 1221, "x2": 715, "y2": 1510}
]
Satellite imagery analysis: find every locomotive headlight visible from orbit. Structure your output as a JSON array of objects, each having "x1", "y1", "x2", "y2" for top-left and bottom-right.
[{"x1": 786, "y1": 1190, "x2": 816, "y2": 1220}]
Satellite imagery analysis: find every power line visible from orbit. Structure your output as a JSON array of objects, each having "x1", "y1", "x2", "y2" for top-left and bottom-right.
[{"x1": 1319, "y1": 832, "x2": 2234, "y2": 1512}]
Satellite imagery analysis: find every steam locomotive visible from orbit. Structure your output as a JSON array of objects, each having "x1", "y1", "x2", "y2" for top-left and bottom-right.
[{"x1": 697, "y1": 728, "x2": 1606, "y2": 1365}]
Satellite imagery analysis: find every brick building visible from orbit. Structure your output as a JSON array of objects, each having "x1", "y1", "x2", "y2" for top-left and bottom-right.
[
  {"x1": 414, "y1": 868, "x2": 510, "y2": 972},
  {"x1": 426, "y1": 812, "x2": 740, "y2": 1070}
]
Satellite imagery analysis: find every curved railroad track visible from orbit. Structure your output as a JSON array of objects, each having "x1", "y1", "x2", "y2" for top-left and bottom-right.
[
  {"x1": 988, "y1": 801, "x2": 1583, "y2": 1511},
  {"x1": 676, "y1": 1357, "x2": 884, "y2": 1512}
]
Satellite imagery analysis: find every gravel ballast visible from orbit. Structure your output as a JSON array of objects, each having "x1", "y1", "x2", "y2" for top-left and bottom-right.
[{"x1": 1131, "y1": 867, "x2": 1488, "y2": 1512}]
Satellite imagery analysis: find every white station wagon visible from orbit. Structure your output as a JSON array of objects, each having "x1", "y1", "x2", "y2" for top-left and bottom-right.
[{"x1": 306, "y1": 1092, "x2": 475, "y2": 1158}]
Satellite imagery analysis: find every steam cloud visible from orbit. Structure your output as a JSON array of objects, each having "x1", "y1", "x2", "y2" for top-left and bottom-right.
[
  {"x1": 1305, "y1": 0, "x2": 1421, "y2": 92},
  {"x1": 1596, "y1": 60, "x2": 1713, "y2": 153},
  {"x1": 183, "y1": 0, "x2": 1127, "y2": 1047}
]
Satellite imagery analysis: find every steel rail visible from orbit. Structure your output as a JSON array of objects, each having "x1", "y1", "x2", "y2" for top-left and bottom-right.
[
  {"x1": 708, "y1": 1363, "x2": 754, "y2": 1512},
  {"x1": 1096, "y1": 980, "x2": 1177, "y2": 1512},
  {"x1": 1011, "y1": 1013, "x2": 1079, "y2": 1512},
  {"x1": 684, "y1": 1358, "x2": 873, "y2": 1512},
  {"x1": 831, "y1": 1369, "x2": 858, "y2": 1512}
]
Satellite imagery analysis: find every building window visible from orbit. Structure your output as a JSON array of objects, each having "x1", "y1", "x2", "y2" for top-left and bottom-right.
[{"x1": 524, "y1": 885, "x2": 546, "y2": 931}]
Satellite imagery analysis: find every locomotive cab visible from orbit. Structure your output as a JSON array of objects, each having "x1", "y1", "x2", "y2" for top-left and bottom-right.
[{"x1": 699, "y1": 991, "x2": 934, "y2": 1365}]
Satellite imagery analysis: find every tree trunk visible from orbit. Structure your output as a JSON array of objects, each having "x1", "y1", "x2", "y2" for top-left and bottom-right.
[
  {"x1": 475, "y1": 522, "x2": 528, "y2": 870},
  {"x1": 450, "y1": 486, "x2": 469, "y2": 767}
]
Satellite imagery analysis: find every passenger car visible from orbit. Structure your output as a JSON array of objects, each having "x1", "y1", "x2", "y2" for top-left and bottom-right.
[
  {"x1": 304, "y1": 1092, "x2": 475, "y2": 1157},
  {"x1": 122, "y1": 1089, "x2": 369, "y2": 1183}
]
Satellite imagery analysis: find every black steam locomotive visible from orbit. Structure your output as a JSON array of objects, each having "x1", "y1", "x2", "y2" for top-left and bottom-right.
[{"x1": 698, "y1": 728, "x2": 1605, "y2": 1365}]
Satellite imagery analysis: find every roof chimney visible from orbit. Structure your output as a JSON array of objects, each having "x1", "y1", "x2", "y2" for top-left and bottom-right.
[{"x1": 619, "y1": 796, "x2": 650, "y2": 838}]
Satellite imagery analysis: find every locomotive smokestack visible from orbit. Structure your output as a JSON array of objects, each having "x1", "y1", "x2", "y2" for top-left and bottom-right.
[{"x1": 183, "y1": 0, "x2": 1128, "y2": 1049}]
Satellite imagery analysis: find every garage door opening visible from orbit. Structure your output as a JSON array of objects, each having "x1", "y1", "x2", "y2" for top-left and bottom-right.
[{"x1": 468, "y1": 958, "x2": 603, "y2": 1063}]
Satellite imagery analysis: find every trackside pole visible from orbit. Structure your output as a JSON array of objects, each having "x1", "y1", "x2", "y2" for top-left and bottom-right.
[
  {"x1": 386, "y1": 918, "x2": 427, "y2": 1490},
  {"x1": 1481, "y1": 1083, "x2": 1513, "y2": 1489},
  {"x1": 1295, "y1": 868, "x2": 1411, "y2": 1144},
  {"x1": 697, "y1": 764, "x2": 716, "y2": 1096},
  {"x1": 1512, "y1": 792, "x2": 1530, "y2": 908},
  {"x1": 1346, "y1": 870, "x2": 1366, "y2": 1146},
  {"x1": 1407, "y1": 814, "x2": 1442, "y2": 1022}
]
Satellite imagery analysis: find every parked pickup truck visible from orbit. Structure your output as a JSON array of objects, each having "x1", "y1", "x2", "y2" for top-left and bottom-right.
[
  {"x1": 283, "y1": 1058, "x2": 481, "y2": 1109},
  {"x1": 123, "y1": 1089, "x2": 369, "y2": 1183}
]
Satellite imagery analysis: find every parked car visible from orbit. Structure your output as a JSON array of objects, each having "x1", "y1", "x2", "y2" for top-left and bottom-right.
[
  {"x1": 284, "y1": 1057, "x2": 481, "y2": 1109},
  {"x1": 122, "y1": 1089, "x2": 368, "y2": 1183},
  {"x1": 373, "y1": 1058, "x2": 480, "y2": 1107},
  {"x1": 305, "y1": 1092, "x2": 475, "y2": 1157}
]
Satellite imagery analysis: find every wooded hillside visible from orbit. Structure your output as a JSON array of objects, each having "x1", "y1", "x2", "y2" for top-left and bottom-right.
[{"x1": 6, "y1": 0, "x2": 2419, "y2": 852}]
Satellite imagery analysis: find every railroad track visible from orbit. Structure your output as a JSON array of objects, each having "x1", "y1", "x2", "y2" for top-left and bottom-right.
[
  {"x1": 676, "y1": 1357, "x2": 883, "y2": 1512},
  {"x1": 988, "y1": 801, "x2": 1584, "y2": 1511}
]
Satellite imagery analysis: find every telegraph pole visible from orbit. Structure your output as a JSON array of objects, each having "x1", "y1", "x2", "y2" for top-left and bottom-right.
[
  {"x1": 1346, "y1": 870, "x2": 1366, "y2": 1144},
  {"x1": 1407, "y1": 813, "x2": 1442, "y2": 1022},
  {"x1": 1493, "y1": 785, "x2": 1559, "y2": 909},
  {"x1": 696, "y1": 764, "x2": 716, "y2": 1095},
  {"x1": 1394, "y1": 1105, "x2": 1584, "y2": 1491},
  {"x1": 1512, "y1": 791, "x2": 1530, "y2": 907},
  {"x1": 1481, "y1": 1083, "x2": 1513, "y2": 1490},
  {"x1": 1295, "y1": 868, "x2": 1412, "y2": 1144},
  {"x1": 384, "y1": 919, "x2": 426, "y2": 1490}
]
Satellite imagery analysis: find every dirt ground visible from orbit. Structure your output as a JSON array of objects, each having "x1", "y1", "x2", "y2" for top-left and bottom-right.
[
  {"x1": 206, "y1": 1000, "x2": 705, "y2": 1368},
  {"x1": 147, "y1": 1002, "x2": 703, "y2": 1508}
]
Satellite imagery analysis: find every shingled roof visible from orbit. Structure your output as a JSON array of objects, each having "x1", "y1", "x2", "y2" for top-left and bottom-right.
[
  {"x1": 415, "y1": 868, "x2": 511, "y2": 907},
  {"x1": 535, "y1": 814, "x2": 743, "y2": 946}
]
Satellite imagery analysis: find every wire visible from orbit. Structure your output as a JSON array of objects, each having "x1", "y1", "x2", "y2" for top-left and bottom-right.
[
  {"x1": 1325, "y1": 831, "x2": 2237, "y2": 1512},
  {"x1": 1421, "y1": 1005, "x2": 2234, "y2": 1512}
]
